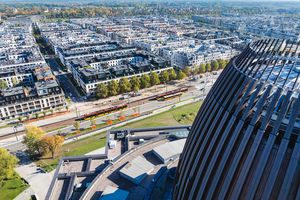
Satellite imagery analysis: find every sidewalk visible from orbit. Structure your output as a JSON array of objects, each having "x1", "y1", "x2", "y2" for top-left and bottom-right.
[
  {"x1": 14, "y1": 187, "x2": 35, "y2": 200},
  {"x1": 14, "y1": 153, "x2": 55, "y2": 200}
]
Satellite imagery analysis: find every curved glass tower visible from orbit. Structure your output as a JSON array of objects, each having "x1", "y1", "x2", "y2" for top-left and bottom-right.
[{"x1": 173, "y1": 39, "x2": 300, "y2": 200}]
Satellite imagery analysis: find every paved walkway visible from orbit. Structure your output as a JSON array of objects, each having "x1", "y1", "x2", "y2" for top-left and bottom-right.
[
  {"x1": 14, "y1": 153, "x2": 55, "y2": 200},
  {"x1": 14, "y1": 187, "x2": 35, "y2": 200}
]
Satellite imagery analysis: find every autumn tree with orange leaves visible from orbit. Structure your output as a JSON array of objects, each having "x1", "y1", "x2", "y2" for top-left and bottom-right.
[{"x1": 41, "y1": 135, "x2": 64, "y2": 158}]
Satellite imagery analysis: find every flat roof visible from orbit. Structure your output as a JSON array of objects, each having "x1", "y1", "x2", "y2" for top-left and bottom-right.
[
  {"x1": 100, "y1": 186, "x2": 129, "y2": 200},
  {"x1": 119, "y1": 156, "x2": 154, "y2": 185},
  {"x1": 153, "y1": 139, "x2": 186, "y2": 163}
]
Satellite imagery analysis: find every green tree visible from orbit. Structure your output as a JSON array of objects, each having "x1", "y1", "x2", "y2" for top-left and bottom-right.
[
  {"x1": 160, "y1": 70, "x2": 170, "y2": 83},
  {"x1": 150, "y1": 72, "x2": 160, "y2": 86},
  {"x1": 177, "y1": 70, "x2": 186, "y2": 80},
  {"x1": 211, "y1": 60, "x2": 219, "y2": 71},
  {"x1": 74, "y1": 121, "x2": 80, "y2": 131},
  {"x1": 218, "y1": 59, "x2": 227, "y2": 69},
  {"x1": 130, "y1": 76, "x2": 140, "y2": 93},
  {"x1": 140, "y1": 74, "x2": 151, "y2": 89},
  {"x1": 119, "y1": 78, "x2": 131, "y2": 93},
  {"x1": 95, "y1": 83, "x2": 108, "y2": 98},
  {"x1": 0, "y1": 80, "x2": 7, "y2": 90},
  {"x1": 183, "y1": 66, "x2": 191, "y2": 76},
  {"x1": 206, "y1": 63, "x2": 211, "y2": 72},
  {"x1": 0, "y1": 148, "x2": 18, "y2": 188},
  {"x1": 12, "y1": 77, "x2": 19, "y2": 86},
  {"x1": 199, "y1": 63, "x2": 206, "y2": 73},
  {"x1": 193, "y1": 66, "x2": 200, "y2": 75},
  {"x1": 23, "y1": 126, "x2": 45, "y2": 156},
  {"x1": 168, "y1": 68, "x2": 177, "y2": 80},
  {"x1": 108, "y1": 80, "x2": 119, "y2": 96},
  {"x1": 18, "y1": 116, "x2": 23, "y2": 122}
]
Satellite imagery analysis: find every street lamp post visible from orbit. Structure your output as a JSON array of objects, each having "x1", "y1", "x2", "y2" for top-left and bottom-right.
[{"x1": 13, "y1": 126, "x2": 18, "y2": 141}]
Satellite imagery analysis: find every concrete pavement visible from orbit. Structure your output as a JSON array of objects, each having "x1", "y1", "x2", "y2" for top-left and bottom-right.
[
  {"x1": 14, "y1": 187, "x2": 35, "y2": 200},
  {"x1": 14, "y1": 152, "x2": 55, "y2": 200}
]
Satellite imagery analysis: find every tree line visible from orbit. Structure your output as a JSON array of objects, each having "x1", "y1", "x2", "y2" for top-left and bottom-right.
[
  {"x1": 95, "y1": 68, "x2": 185, "y2": 98},
  {"x1": 190, "y1": 59, "x2": 228, "y2": 75},
  {"x1": 95, "y1": 59, "x2": 228, "y2": 99}
]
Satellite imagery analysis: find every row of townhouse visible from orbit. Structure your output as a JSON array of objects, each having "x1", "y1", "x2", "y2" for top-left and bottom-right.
[
  {"x1": 0, "y1": 17, "x2": 66, "y2": 120},
  {"x1": 172, "y1": 42, "x2": 239, "y2": 68},
  {"x1": 66, "y1": 52, "x2": 170, "y2": 96},
  {"x1": 0, "y1": 80, "x2": 65, "y2": 120}
]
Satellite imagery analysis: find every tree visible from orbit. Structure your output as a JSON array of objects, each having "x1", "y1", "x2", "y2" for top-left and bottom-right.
[
  {"x1": 140, "y1": 74, "x2": 151, "y2": 89},
  {"x1": 130, "y1": 76, "x2": 140, "y2": 93},
  {"x1": 150, "y1": 72, "x2": 160, "y2": 86},
  {"x1": 160, "y1": 70, "x2": 170, "y2": 83},
  {"x1": 0, "y1": 148, "x2": 18, "y2": 187},
  {"x1": 206, "y1": 63, "x2": 211, "y2": 72},
  {"x1": 183, "y1": 66, "x2": 191, "y2": 76},
  {"x1": 108, "y1": 80, "x2": 119, "y2": 96},
  {"x1": 168, "y1": 68, "x2": 177, "y2": 80},
  {"x1": 0, "y1": 80, "x2": 7, "y2": 90},
  {"x1": 119, "y1": 78, "x2": 131, "y2": 94},
  {"x1": 211, "y1": 60, "x2": 219, "y2": 71},
  {"x1": 95, "y1": 83, "x2": 108, "y2": 98},
  {"x1": 41, "y1": 135, "x2": 64, "y2": 158},
  {"x1": 218, "y1": 59, "x2": 227, "y2": 69},
  {"x1": 74, "y1": 121, "x2": 80, "y2": 131},
  {"x1": 90, "y1": 119, "x2": 96, "y2": 129},
  {"x1": 177, "y1": 70, "x2": 186, "y2": 80},
  {"x1": 23, "y1": 126, "x2": 45, "y2": 156},
  {"x1": 12, "y1": 77, "x2": 19, "y2": 86},
  {"x1": 199, "y1": 64, "x2": 206, "y2": 73},
  {"x1": 18, "y1": 116, "x2": 22, "y2": 122},
  {"x1": 193, "y1": 66, "x2": 200, "y2": 75}
]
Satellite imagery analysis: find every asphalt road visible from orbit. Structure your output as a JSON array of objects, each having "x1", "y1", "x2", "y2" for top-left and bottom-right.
[
  {"x1": 45, "y1": 58, "x2": 82, "y2": 100},
  {"x1": 35, "y1": 28, "x2": 83, "y2": 101}
]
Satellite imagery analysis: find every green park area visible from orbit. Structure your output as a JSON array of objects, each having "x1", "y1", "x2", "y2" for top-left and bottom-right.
[
  {"x1": 121, "y1": 101, "x2": 202, "y2": 128},
  {"x1": 36, "y1": 101, "x2": 202, "y2": 172},
  {"x1": 35, "y1": 133, "x2": 106, "y2": 172},
  {"x1": 0, "y1": 173, "x2": 28, "y2": 200}
]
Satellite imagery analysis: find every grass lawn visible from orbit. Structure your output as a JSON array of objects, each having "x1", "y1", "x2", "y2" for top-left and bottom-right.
[
  {"x1": 35, "y1": 133, "x2": 106, "y2": 172},
  {"x1": 0, "y1": 173, "x2": 29, "y2": 200},
  {"x1": 120, "y1": 101, "x2": 202, "y2": 129},
  {"x1": 65, "y1": 123, "x2": 107, "y2": 139},
  {"x1": 46, "y1": 125, "x2": 67, "y2": 133},
  {"x1": 0, "y1": 124, "x2": 12, "y2": 129}
]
